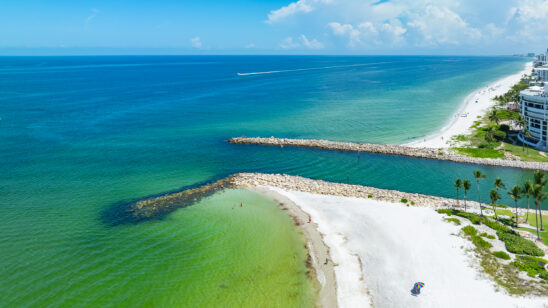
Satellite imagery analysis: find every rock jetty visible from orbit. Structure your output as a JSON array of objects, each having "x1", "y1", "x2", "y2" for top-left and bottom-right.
[
  {"x1": 231, "y1": 172, "x2": 474, "y2": 209},
  {"x1": 123, "y1": 172, "x2": 547, "y2": 222},
  {"x1": 229, "y1": 137, "x2": 548, "y2": 171}
]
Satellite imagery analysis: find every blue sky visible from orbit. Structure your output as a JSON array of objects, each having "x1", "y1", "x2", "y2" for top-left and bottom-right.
[{"x1": 1, "y1": 0, "x2": 547, "y2": 55}]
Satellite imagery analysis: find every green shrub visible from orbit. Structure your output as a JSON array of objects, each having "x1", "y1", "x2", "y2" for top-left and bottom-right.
[
  {"x1": 438, "y1": 209, "x2": 453, "y2": 216},
  {"x1": 494, "y1": 130, "x2": 506, "y2": 141},
  {"x1": 472, "y1": 235, "x2": 493, "y2": 249},
  {"x1": 368, "y1": 194, "x2": 373, "y2": 198},
  {"x1": 511, "y1": 256, "x2": 548, "y2": 277},
  {"x1": 540, "y1": 271, "x2": 548, "y2": 281},
  {"x1": 411, "y1": 201, "x2": 415, "y2": 205},
  {"x1": 438, "y1": 151, "x2": 443, "y2": 156},
  {"x1": 480, "y1": 232, "x2": 496, "y2": 240},
  {"x1": 462, "y1": 225, "x2": 478, "y2": 236},
  {"x1": 401, "y1": 198, "x2": 408, "y2": 203},
  {"x1": 497, "y1": 231, "x2": 545, "y2": 256},
  {"x1": 445, "y1": 218, "x2": 461, "y2": 225},
  {"x1": 493, "y1": 251, "x2": 511, "y2": 260},
  {"x1": 482, "y1": 218, "x2": 511, "y2": 233}
]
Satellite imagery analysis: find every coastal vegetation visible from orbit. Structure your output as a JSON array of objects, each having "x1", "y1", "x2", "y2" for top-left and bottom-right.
[
  {"x1": 451, "y1": 77, "x2": 548, "y2": 163},
  {"x1": 441, "y1": 208, "x2": 548, "y2": 294},
  {"x1": 493, "y1": 251, "x2": 511, "y2": 260},
  {"x1": 440, "y1": 168, "x2": 548, "y2": 294}
]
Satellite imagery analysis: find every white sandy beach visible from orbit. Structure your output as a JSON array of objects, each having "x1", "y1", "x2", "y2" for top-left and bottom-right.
[
  {"x1": 407, "y1": 62, "x2": 533, "y2": 148},
  {"x1": 270, "y1": 187, "x2": 548, "y2": 308}
]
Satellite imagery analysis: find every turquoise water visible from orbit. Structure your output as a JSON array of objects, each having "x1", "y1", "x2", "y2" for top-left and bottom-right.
[{"x1": 0, "y1": 56, "x2": 542, "y2": 306}]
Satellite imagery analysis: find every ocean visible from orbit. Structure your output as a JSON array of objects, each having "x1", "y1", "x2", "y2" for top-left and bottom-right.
[{"x1": 0, "y1": 55, "x2": 539, "y2": 307}]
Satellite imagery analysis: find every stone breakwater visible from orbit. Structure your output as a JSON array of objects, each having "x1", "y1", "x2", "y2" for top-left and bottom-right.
[
  {"x1": 126, "y1": 177, "x2": 234, "y2": 221},
  {"x1": 121, "y1": 172, "x2": 547, "y2": 222},
  {"x1": 229, "y1": 137, "x2": 548, "y2": 171},
  {"x1": 231, "y1": 172, "x2": 478, "y2": 210}
]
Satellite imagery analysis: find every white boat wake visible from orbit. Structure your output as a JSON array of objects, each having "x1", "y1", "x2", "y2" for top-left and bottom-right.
[{"x1": 236, "y1": 62, "x2": 389, "y2": 76}]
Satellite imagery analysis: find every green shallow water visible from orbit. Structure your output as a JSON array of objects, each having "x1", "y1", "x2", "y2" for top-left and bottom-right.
[
  {"x1": 0, "y1": 56, "x2": 542, "y2": 307},
  {"x1": 1, "y1": 188, "x2": 315, "y2": 307}
]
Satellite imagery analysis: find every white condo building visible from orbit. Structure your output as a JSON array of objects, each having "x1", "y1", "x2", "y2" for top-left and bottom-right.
[
  {"x1": 519, "y1": 85, "x2": 548, "y2": 151},
  {"x1": 534, "y1": 66, "x2": 548, "y2": 81},
  {"x1": 534, "y1": 49, "x2": 548, "y2": 66}
]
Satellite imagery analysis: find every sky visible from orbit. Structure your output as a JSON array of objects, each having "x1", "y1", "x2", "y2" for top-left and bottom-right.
[{"x1": 1, "y1": 0, "x2": 547, "y2": 55}]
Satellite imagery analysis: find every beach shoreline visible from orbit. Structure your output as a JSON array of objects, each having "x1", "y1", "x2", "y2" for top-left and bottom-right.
[
  {"x1": 233, "y1": 173, "x2": 548, "y2": 307},
  {"x1": 406, "y1": 62, "x2": 533, "y2": 148},
  {"x1": 247, "y1": 187, "x2": 339, "y2": 308}
]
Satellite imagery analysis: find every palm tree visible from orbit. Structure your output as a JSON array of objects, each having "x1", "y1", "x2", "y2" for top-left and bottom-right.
[
  {"x1": 533, "y1": 170, "x2": 546, "y2": 231},
  {"x1": 494, "y1": 177, "x2": 506, "y2": 193},
  {"x1": 508, "y1": 185, "x2": 522, "y2": 227},
  {"x1": 485, "y1": 126, "x2": 496, "y2": 143},
  {"x1": 463, "y1": 179, "x2": 471, "y2": 212},
  {"x1": 454, "y1": 178, "x2": 462, "y2": 207},
  {"x1": 488, "y1": 109, "x2": 500, "y2": 124},
  {"x1": 490, "y1": 189, "x2": 501, "y2": 220},
  {"x1": 522, "y1": 180, "x2": 534, "y2": 223},
  {"x1": 531, "y1": 184, "x2": 547, "y2": 241},
  {"x1": 474, "y1": 170, "x2": 486, "y2": 216}
]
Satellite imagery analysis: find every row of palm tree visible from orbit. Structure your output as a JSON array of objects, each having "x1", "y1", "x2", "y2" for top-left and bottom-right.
[{"x1": 453, "y1": 170, "x2": 547, "y2": 241}]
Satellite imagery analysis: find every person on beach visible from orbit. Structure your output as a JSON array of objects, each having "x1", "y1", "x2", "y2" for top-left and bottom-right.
[
  {"x1": 324, "y1": 258, "x2": 328, "y2": 265},
  {"x1": 308, "y1": 216, "x2": 311, "y2": 223},
  {"x1": 240, "y1": 202, "x2": 242, "y2": 207}
]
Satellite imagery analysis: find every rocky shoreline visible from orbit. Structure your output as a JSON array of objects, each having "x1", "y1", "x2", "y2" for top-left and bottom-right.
[{"x1": 229, "y1": 137, "x2": 548, "y2": 171}]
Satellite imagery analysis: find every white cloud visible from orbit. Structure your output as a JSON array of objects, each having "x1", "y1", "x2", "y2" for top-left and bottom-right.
[
  {"x1": 245, "y1": 43, "x2": 256, "y2": 48},
  {"x1": 300, "y1": 34, "x2": 324, "y2": 49},
  {"x1": 267, "y1": 0, "x2": 333, "y2": 24},
  {"x1": 267, "y1": 0, "x2": 548, "y2": 51},
  {"x1": 328, "y1": 22, "x2": 362, "y2": 46},
  {"x1": 406, "y1": 5, "x2": 480, "y2": 46},
  {"x1": 280, "y1": 37, "x2": 300, "y2": 49},
  {"x1": 190, "y1": 37, "x2": 202, "y2": 48},
  {"x1": 85, "y1": 8, "x2": 100, "y2": 28},
  {"x1": 280, "y1": 35, "x2": 324, "y2": 49}
]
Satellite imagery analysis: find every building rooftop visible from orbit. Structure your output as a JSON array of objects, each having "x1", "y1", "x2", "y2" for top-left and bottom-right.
[{"x1": 521, "y1": 86, "x2": 548, "y2": 98}]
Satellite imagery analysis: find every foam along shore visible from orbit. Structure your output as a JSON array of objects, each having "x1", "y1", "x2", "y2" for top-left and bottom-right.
[
  {"x1": 407, "y1": 62, "x2": 533, "y2": 148},
  {"x1": 229, "y1": 137, "x2": 548, "y2": 171}
]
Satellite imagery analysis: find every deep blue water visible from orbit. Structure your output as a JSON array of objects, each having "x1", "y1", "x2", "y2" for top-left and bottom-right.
[{"x1": 1, "y1": 56, "x2": 537, "y2": 206}]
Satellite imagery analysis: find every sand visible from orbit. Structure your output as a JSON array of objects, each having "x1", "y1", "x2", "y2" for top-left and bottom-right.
[
  {"x1": 407, "y1": 62, "x2": 533, "y2": 148},
  {"x1": 267, "y1": 187, "x2": 548, "y2": 308}
]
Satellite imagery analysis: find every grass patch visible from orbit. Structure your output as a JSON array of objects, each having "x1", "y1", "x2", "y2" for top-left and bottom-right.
[
  {"x1": 445, "y1": 217, "x2": 461, "y2": 225},
  {"x1": 500, "y1": 142, "x2": 548, "y2": 162},
  {"x1": 462, "y1": 225, "x2": 478, "y2": 236},
  {"x1": 518, "y1": 227, "x2": 548, "y2": 246},
  {"x1": 480, "y1": 232, "x2": 496, "y2": 239},
  {"x1": 525, "y1": 212, "x2": 548, "y2": 229},
  {"x1": 511, "y1": 256, "x2": 548, "y2": 280},
  {"x1": 473, "y1": 235, "x2": 493, "y2": 248},
  {"x1": 493, "y1": 251, "x2": 511, "y2": 260},
  {"x1": 453, "y1": 147, "x2": 504, "y2": 159}
]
